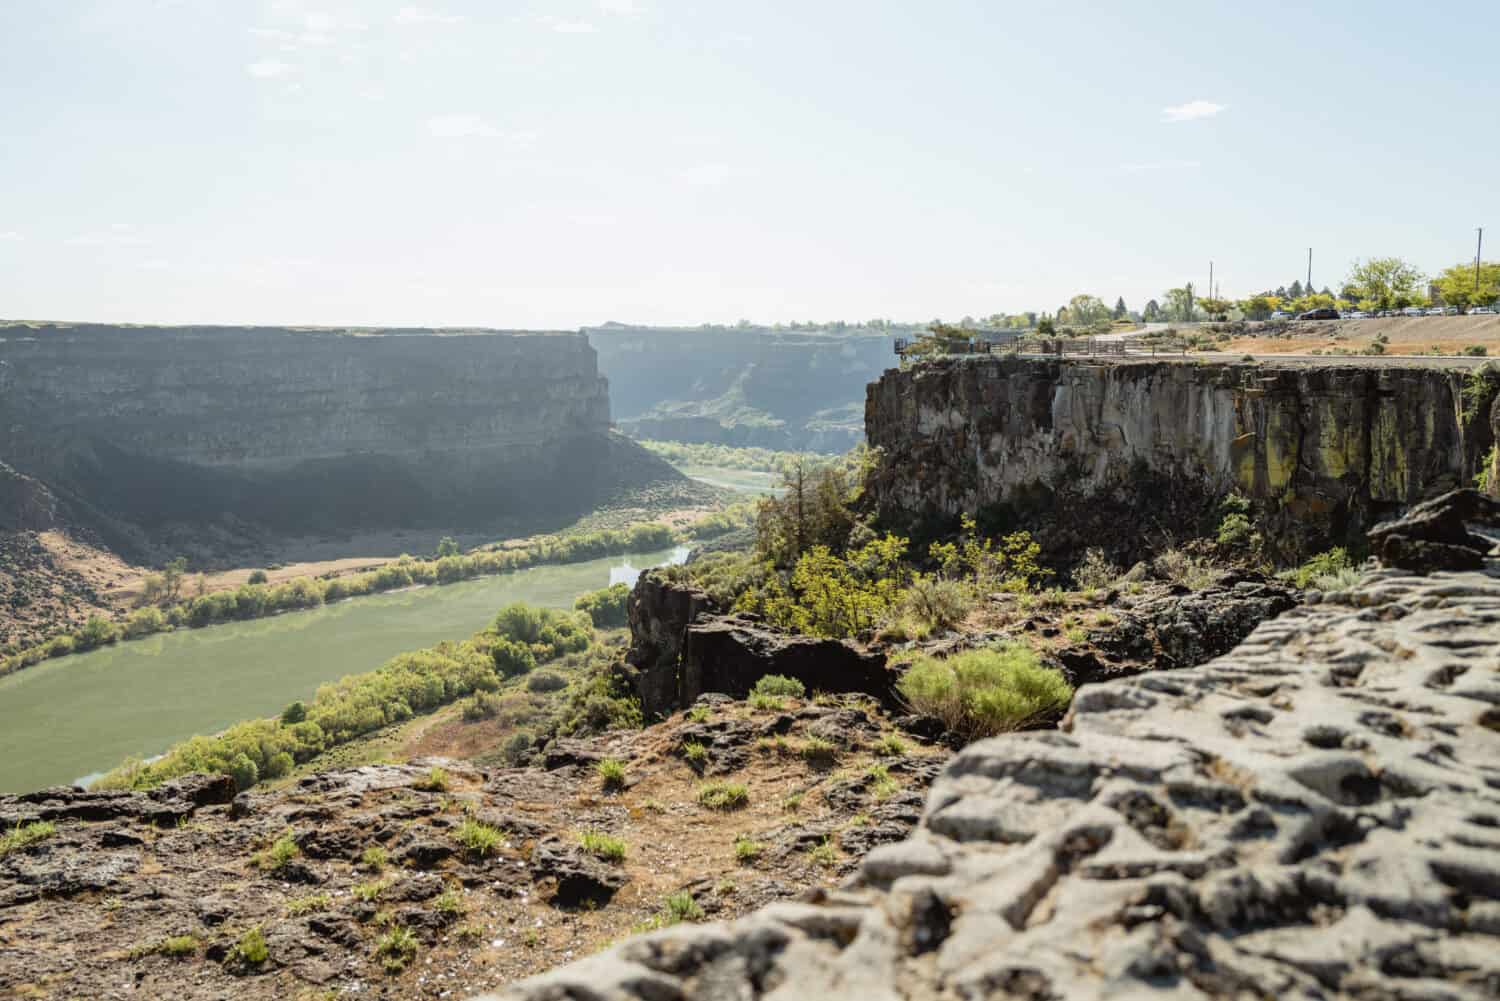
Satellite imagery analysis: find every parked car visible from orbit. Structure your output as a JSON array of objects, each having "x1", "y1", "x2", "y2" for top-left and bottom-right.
[
  {"x1": 1471, "y1": 306, "x2": 1495, "y2": 315},
  {"x1": 1349, "y1": 311, "x2": 1371, "y2": 319},
  {"x1": 1298, "y1": 307, "x2": 1341, "y2": 320},
  {"x1": 1269, "y1": 311, "x2": 1292, "y2": 320},
  {"x1": 1444, "y1": 306, "x2": 1460, "y2": 315},
  {"x1": 1402, "y1": 307, "x2": 1426, "y2": 317},
  {"x1": 1426, "y1": 307, "x2": 1445, "y2": 316}
]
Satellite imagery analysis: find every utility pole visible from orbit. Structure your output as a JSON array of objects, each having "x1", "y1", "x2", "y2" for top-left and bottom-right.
[
  {"x1": 1478, "y1": 228, "x2": 1485, "y2": 296},
  {"x1": 1209, "y1": 261, "x2": 1214, "y2": 305},
  {"x1": 1307, "y1": 247, "x2": 1312, "y2": 292}
]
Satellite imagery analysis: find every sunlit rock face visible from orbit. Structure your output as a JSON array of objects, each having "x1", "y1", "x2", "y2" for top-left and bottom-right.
[
  {"x1": 864, "y1": 356, "x2": 1497, "y2": 558},
  {"x1": 0, "y1": 324, "x2": 667, "y2": 539}
]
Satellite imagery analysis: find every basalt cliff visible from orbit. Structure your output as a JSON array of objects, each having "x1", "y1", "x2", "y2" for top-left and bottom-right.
[
  {"x1": 0, "y1": 323, "x2": 677, "y2": 554},
  {"x1": 866, "y1": 357, "x2": 1499, "y2": 560}
]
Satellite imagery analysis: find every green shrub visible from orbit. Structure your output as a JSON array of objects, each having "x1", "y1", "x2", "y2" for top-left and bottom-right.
[
  {"x1": 733, "y1": 834, "x2": 763, "y2": 863},
  {"x1": 264, "y1": 751, "x2": 294, "y2": 779},
  {"x1": 74, "y1": 615, "x2": 118, "y2": 651},
  {"x1": 353, "y1": 879, "x2": 389, "y2": 902},
  {"x1": 434, "y1": 889, "x2": 465, "y2": 916},
  {"x1": 1153, "y1": 548, "x2": 1219, "y2": 590},
  {"x1": 699, "y1": 781, "x2": 749, "y2": 810},
  {"x1": 1283, "y1": 548, "x2": 1357, "y2": 590},
  {"x1": 455, "y1": 818, "x2": 505, "y2": 858},
  {"x1": 360, "y1": 845, "x2": 388, "y2": 871},
  {"x1": 807, "y1": 838, "x2": 839, "y2": 868},
  {"x1": 574, "y1": 583, "x2": 631, "y2": 628},
  {"x1": 491, "y1": 638, "x2": 536, "y2": 678},
  {"x1": 874, "y1": 733, "x2": 907, "y2": 757},
  {"x1": 0, "y1": 821, "x2": 56, "y2": 857},
  {"x1": 596, "y1": 757, "x2": 627, "y2": 789},
  {"x1": 1216, "y1": 512, "x2": 1254, "y2": 548},
  {"x1": 279, "y1": 701, "x2": 307, "y2": 725},
  {"x1": 285, "y1": 894, "x2": 332, "y2": 916},
  {"x1": 1070, "y1": 548, "x2": 1121, "y2": 591},
  {"x1": 228, "y1": 927, "x2": 269, "y2": 966},
  {"x1": 254, "y1": 830, "x2": 300, "y2": 872},
  {"x1": 523, "y1": 671, "x2": 564, "y2": 695},
  {"x1": 463, "y1": 691, "x2": 502, "y2": 721},
  {"x1": 897, "y1": 644, "x2": 1073, "y2": 739},
  {"x1": 867, "y1": 763, "x2": 899, "y2": 800},
  {"x1": 247, "y1": 570, "x2": 269, "y2": 585},
  {"x1": 375, "y1": 926, "x2": 418, "y2": 974},
  {"x1": 751, "y1": 675, "x2": 805, "y2": 699},
  {"x1": 747, "y1": 692, "x2": 783, "y2": 711},
  {"x1": 681, "y1": 740, "x2": 708, "y2": 765},
  {"x1": 663, "y1": 892, "x2": 704, "y2": 923},
  {"x1": 893, "y1": 575, "x2": 973, "y2": 637},
  {"x1": 579, "y1": 830, "x2": 627, "y2": 863},
  {"x1": 684, "y1": 706, "x2": 711, "y2": 723},
  {"x1": 1463, "y1": 344, "x2": 1489, "y2": 357},
  {"x1": 799, "y1": 736, "x2": 838, "y2": 763},
  {"x1": 158, "y1": 935, "x2": 198, "y2": 957},
  {"x1": 122, "y1": 606, "x2": 168, "y2": 639}
]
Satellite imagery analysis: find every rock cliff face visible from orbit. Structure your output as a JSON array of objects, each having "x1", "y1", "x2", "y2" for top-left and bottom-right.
[
  {"x1": 590, "y1": 325, "x2": 897, "y2": 451},
  {"x1": 0, "y1": 324, "x2": 668, "y2": 543},
  {"x1": 866, "y1": 357, "x2": 1499, "y2": 558},
  {"x1": 495, "y1": 504, "x2": 1500, "y2": 1001}
]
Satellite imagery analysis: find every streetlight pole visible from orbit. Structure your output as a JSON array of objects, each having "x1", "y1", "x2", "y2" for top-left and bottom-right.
[{"x1": 1478, "y1": 228, "x2": 1485, "y2": 297}]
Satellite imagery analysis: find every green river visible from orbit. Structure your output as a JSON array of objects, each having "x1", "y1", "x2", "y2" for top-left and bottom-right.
[{"x1": 0, "y1": 546, "x2": 687, "y2": 793}]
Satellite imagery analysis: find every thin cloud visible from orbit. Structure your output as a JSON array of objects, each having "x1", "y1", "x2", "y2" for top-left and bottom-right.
[
  {"x1": 1120, "y1": 159, "x2": 1202, "y2": 171},
  {"x1": 248, "y1": 58, "x2": 293, "y2": 79},
  {"x1": 394, "y1": 6, "x2": 463, "y2": 25},
  {"x1": 675, "y1": 163, "x2": 735, "y2": 187},
  {"x1": 65, "y1": 224, "x2": 147, "y2": 248},
  {"x1": 539, "y1": 16, "x2": 597, "y2": 33},
  {"x1": 426, "y1": 114, "x2": 538, "y2": 149},
  {"x1": 599, "y1": 0, "x2": 641, "y2": 13},
  {"x1": 1161, "y1": 100, "x2": 1226, "y2": 122},
  {"x1": 0, "y1": 231, "x2": 22, "y2": 242}
]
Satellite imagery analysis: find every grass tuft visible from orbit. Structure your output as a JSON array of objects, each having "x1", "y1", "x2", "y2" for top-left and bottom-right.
[
  {"x1": 698, "y1": 781, "x2": 749, "y2": 811},
  {"x1": 455, "y1": 818, "x2": 505, "y2": 859},
  {"x1": 595, "y1": 757, "x2": 627, "y2": 789},
  {"x1": 374, "y1": 926, "x2": 418, "y2": 975},
  {"x1": 578, "y1": 830, "x2": 627, "y2": 863},
  {"x1": 415, "y1": 767, "x2": 449, "y2": 792},
  {"x1": 253, "y1": 830, "x2": 301, "y2": 873},
  {"x1": 733, "y1": 834, "x2": 763, "y2": 863},
  {"x1": 0, "y1": 821, "x2": 56, "y2": 857},
  {"x1": 285, "y1": 893, "x2": 332, "y2": 916}
]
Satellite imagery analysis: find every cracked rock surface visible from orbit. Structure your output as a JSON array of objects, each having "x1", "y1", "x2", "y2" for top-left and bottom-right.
[{"x1": 491, "y1": 557, "x2": 1500, "y2": 1000}]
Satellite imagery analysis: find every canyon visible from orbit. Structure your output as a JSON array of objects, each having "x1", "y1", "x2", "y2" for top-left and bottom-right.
[{"x1": 0, "y1": 323, "x2": 677, "y2": 558}]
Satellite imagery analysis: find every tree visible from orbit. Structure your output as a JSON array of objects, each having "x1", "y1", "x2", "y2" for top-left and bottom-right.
[
  {"x1": 436, "y1": 536, "x2": 460, "y2": 558},
  {"x1": 1112, "y1": 296, "x2": 1128, "y2": 320},
  {"x1": 1433, "y1": 261, "x2": 1500, "y2": 308},
  {"x1": 1289, "y1": 280, "x2": 1304, "y2": 300},
  {"x1": 1143, "y1": 299, "x2": 1161, "y2": 322},
  {"x1": 1345, "y1": 257, "x2": 1426, "y2": 312},
  {"x1": 1199, "y1": 297, "x2": 1232, "y2": 321},
  {"x1": 1066, "y1": 294, "x2": 1110, "y2": 327},
  {"x1": 162, "y1": 556, "x2": 188, "y2": 602},
  {"x1": 1163, "y1": 285, "x2": 1196, "y2": 322},
  {"x1": 1238, "y1": 295, "x2": 1275, "y2": 321}
]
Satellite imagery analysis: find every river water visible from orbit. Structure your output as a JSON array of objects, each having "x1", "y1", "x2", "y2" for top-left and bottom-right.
[{"x1": 0, "y1": 546, "x2": 687, "y2": 793}]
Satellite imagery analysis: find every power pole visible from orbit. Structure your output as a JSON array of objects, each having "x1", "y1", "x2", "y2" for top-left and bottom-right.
[
  {"x1": 1478, "y1": 228, "x2": 1485, "y2": 296},
  {"x1": 1209, "y1": 261, "x2": 1214, "y2": 304},
  {"x1": 1307, "y1": 247, "x2": 1312, "y2": 291}
]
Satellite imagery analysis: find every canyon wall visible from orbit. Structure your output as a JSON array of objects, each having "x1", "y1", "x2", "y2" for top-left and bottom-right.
[
  {"x1": 866, "y1": 356, "x2": 1499, "y2": 558},
  {"x1": 588, "y1": 324, "x2": 900, "y2": 451},
  {"x1": 0, "y1": 324, "x2": 667, "y2": 544}
]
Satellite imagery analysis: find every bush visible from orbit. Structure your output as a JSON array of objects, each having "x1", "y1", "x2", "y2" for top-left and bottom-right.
[
  {"x1": 247, "y1": 570, "x2": 269, "y2": 585},
  {"x1": 1463, "y1": 344, "x2": 1488, "y2": 357},
  {"x1": 662, "y1": 892, "x2": 704, "y2": 923},
  {"x1": 375, "y1": 926, "x2": 418, "y2": 974},
  {"x1": 122, "y1": 606, "x2": 168, "y2": 639},
  {"x1": 1216, "y1": 512, "x2": 1254, "y2": 547},
  {"x1": 893, "y1": 575, "x2": 973, "y2": 637},
  {"x1": 733, "y1": 834, "x2": 763, "y2": 863},
  {"x1": 463, "y1": 691, "x2": 502, "y2": 721},
  {"x1": 596, "y1": 757, "x2": 626, "y2": 789},
  {"x1": 526, "y1": 671, "x2": 567, "y2": 693},
  {"x1": 74, "y1": 615, "x2": 117, "y2": 652},
  {"x1": 1070, "y1": 548, "x2": 1121, "y2": 591},
  {"x1": 1153, "y1": 548, "x2": 1219, "y2": 590},
  {"x1": 699, "y1": 781, "x2": 749, "y2": 810},
  {"x1": 229, "y1": 927, "x2": 268, "y2": 966},
  {"x1": 574, "y1": 583, "x2": 630, "y2": 628},
  {"x1": 897, "y1": 645, "x2": 1073, "y2": 739},
  {"x1": 1284, "y1": 548, "x2": 1357, "y2": 590},
  {"x1": 227, "y1": 753, "x2": 259, "y2": 793},
  {"x1": 751, "y1": 675, "x2": 805, "y2": 699},
  {"x1": 491, "y1": 638, "x2": 536, "y2": 678},
  {"x1": 280, "y1": 701, "x2": 307, "y2": 725}
]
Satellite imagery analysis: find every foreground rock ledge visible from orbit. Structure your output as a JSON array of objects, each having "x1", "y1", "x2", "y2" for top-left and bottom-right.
[{"x1": 489, "y1": 559, "x2": 1500, "y2": 1000}]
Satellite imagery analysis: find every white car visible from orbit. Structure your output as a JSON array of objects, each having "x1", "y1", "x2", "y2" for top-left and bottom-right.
[
  {"x1": 1270, "y1": 311, "x2": 1291, "y2": 320},
  {"x1": 1402, "y1": 307, "x2": 1426, "y2": 317},
  {"x1": 1471, "y1": 306, "x2": 1495, "y2": 315},
  {"x1": 1350, "y1": 311, "x2": 1371, "y2": 319},
  {"x1": 1426, "y1": 307, "x2": 1445, "y2": 316}
]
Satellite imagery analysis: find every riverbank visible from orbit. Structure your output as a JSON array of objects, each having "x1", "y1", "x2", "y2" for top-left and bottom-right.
[{"x1": 0, "y1": 546, "x2": 688, "y2": 793}]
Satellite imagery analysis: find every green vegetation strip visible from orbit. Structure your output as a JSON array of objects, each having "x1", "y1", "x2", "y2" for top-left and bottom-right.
[
  {"x1": 91, "y1": 600, "x2": 638, "y2": 793},
  {"x1": 0, "y1": 522, "x2": 676, "y2": 680}
]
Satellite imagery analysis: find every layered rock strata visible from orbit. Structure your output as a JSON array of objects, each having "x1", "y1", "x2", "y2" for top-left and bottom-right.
[
  {"x1": 866, "y1": 357, "x2": 1499, "y2": 558},
  {"x1": 496, "y1": 528, "x2": 1500, "y2": 1000},
  {"x1": 0, "y1": 324, "x2": 665, "y2": 541}
]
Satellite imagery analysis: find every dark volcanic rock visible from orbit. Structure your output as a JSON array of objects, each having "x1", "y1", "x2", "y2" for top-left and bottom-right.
[
  {"x1": 529, "y1": 836, "x2": 628, "y2": 907},
  {"x1": 1369, "y1": 488, "x2": 1500, "y2": 572}
]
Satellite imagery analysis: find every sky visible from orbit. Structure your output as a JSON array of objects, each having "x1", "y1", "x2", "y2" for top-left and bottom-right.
[{"x1": 1, "y1": 0, "x2": 1496, "y2": 328}]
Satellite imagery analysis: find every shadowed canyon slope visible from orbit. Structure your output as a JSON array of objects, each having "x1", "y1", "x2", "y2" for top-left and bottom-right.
[{"x1": 0, "y1": 323, "x2": 680, "y2": 556}]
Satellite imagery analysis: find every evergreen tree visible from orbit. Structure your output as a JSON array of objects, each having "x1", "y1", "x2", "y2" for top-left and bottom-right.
[
  {"x1": 1112, "y1": 296, "x2": 1127, "y2": 319},
  {"x1": 1289, "y1": 280, "x2": 1304, "y2": 299}
]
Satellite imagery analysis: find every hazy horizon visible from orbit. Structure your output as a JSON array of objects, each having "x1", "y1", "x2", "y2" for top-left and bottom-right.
[{"x1": 3, "y1": 0, "x2": 1495, "y2": 328}]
